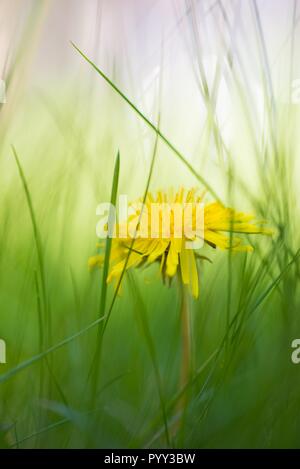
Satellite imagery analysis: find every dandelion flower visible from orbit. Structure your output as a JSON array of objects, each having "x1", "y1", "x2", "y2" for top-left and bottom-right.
[{"x1": 89, "y1": 188, "x2": 272, "y2": 298}]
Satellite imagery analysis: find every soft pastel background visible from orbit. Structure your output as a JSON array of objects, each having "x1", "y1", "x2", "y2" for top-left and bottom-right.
[{"x1": 0, "y1": 0, "x2": 300, "y2": 448}]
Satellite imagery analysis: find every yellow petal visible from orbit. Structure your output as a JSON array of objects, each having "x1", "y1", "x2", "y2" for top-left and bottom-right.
[
  {"x1": 189, "y1": 250, "x2": 199, "y2": 298},
  {"x1": 166, "y1": 239, "x2": 181, "y2": 277},
  {"x1": 88, "y1": 255, "x2": 103, "y2": 270},
  {"x1": 180, "y1": 248, "x2": 199, "y2": 298}
]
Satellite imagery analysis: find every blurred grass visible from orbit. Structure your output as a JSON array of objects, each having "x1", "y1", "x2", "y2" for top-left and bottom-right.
[{"x1": 0, "y1": 0, "x2": 300, "y2": 449}]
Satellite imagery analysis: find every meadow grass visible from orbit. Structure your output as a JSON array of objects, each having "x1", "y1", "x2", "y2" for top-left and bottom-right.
[{"x1": 0, "y1": 1, "x2": 300, "y2": 449}]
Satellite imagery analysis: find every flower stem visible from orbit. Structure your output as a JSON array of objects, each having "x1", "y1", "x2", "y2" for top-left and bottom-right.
[
  {"x1": 180, "y1": 285, "x2": 191, "y2": 395},
  {"x1": 174, "y1": 281, "x2": 191, "y2": 439}
]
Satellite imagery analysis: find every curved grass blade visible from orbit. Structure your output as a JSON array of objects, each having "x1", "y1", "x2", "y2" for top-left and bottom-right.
[
  {"x1": 143, "y1": 248, "x2": 300, "y2": 446},
  {"x1": 0, "y1": 314, "x2": 107, "y2": 384},
  {"x1": 11, "y1": 145, "x2": 49, "y2": 342},
  {"x1": 12, "y1": 145, "x2": 69, "y2": 408},
  {"x1": 9, "y1": 372, "x2": 128, "y2": 447}
]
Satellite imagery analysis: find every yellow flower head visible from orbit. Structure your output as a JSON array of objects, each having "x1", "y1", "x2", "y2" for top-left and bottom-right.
[{"x1": 89, "y1": 188, "x2": 272, "y2": 298}]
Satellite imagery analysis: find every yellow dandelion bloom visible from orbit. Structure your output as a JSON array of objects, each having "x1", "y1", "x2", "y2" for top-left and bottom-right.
[{"x1": 89, "y1": 188, "x2": 272, "y2": 298}]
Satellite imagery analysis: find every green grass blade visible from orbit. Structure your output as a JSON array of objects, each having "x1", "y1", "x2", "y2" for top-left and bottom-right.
[
  {"x1": 71, "y1": 42, "x2": 221, "y2": 202},
  {"x1": 101, "y1": 115, "x2": 160, "y2": 337},
  {"x1": 88, "y1": 151, "x2": 120, "y2": 399},
  {"x1": 128, "y1": 272, "x2": 171, "y2": 447},
  {"x1": 0, "y1": 314, "x2": 107, "y2": 384},
  {"x1": 11, "y1": 145, "x2": 50, "y2": 343},
  {"x1": 98, "y1": 150, "x2": 120, "y2": 324}
]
